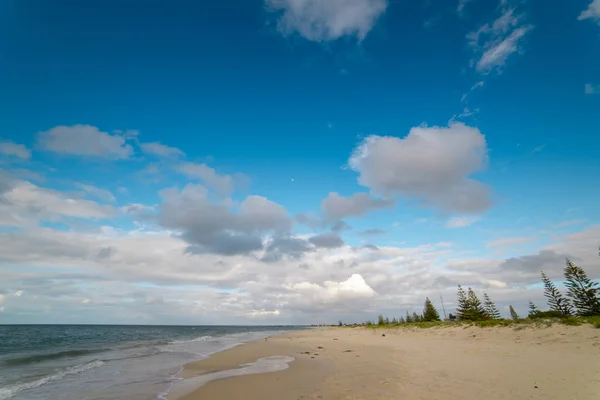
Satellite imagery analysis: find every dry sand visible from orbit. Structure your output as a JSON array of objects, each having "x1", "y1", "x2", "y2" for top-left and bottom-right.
[{"x1": 173, "y1": 324, "x2": 600, "y2": 400}]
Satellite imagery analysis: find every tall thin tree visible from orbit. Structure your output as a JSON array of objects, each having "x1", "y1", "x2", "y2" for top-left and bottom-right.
[
  {"x1": 541, "y1": 271, "x2": 573, "y2": 316},
  {"x1": 483, "y1": 292, "x2": 501, "y2": 320},
  {"x1": 456, "y1": 285, "x2": 470, "y2": 320},
  {"x1": 564, "y1": 259, "x2": 600, "y2": 316},
  {"x1": 423, "y1": 297, "x2": 441, "y2": 322},
  {"x1": 509, "y1": 305, "x2": 519, "y2": 320},
  {"x1": 467, "y1": 288, "x2": 488, "y2": 321},
  {"x1": 528, "y1": 301, "x2": 539, "y2": 318}
]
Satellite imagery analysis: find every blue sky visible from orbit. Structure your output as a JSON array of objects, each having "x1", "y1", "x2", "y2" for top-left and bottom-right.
[{"x1": 0, "y1": 0, "x2": 599, "y2": 324}]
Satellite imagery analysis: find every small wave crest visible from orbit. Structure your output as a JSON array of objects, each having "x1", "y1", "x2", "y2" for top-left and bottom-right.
[
  {"x1": 0, "y1": 360, "x2": 104, "y2": 400},
  {"x1": 170, "y1": 335, "x2": 212, "y2": 344},
  {"x1": 3, "y1": 349, "x2": 109, "y2": 366}
]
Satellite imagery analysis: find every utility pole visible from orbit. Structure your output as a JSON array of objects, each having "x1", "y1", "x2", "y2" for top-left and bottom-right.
[{"x1": 439, "y1": 293, "x2": 447, "y2": 320}]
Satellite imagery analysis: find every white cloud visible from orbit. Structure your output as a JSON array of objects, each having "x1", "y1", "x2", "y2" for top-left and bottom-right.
[
  {"x1": 0, "y1": 220, "x2": 598, "y2": 324},
  {"x1": 349, "y1": 122, "x2": 491, "y2": 213},
  {"x1": 140, "y1": 142, "x2": 185, "y2": 158},
  {"x1": 308, "y1": 232, "x2": 344, "y2": 248},
  {"x1": 0, "y1": 141, "x2": 31, "y2": 160},
  {"x1": 445, "y1": 216, "x2": 481, "y2": 228},
  {"x1": 158, "y1": 184, "x2": 293, "y2": 255},
  {"x1": 585, "y1": 83, "x2": 600, "y2": 94},
  {"x1": 248, "y1": 309, "x2": 281, "y2": 317},
  {"x1": 177, "y1": 162, "x2": 237, "y2": 195},
  {"x1": 1, "y1": 180, "x2": 116, "y2": 226},
  {"x1": 467, "y1": 7, "x2": 533, "y2": 74},
  {"x1": 579, "y1": 0, "x2": 600, "y2": 24},
  {"x1": 287, "y1": 274, "x2": 376, "y2": 304},
  {"x1": 37, "y1": 125, "x2": 133, "y2": 159},
  {"x1": 265, "y1": 0, "x2": 387, "y2": 42},
  {"x1": 321, "y1": 192, "x2": 394, "y2": 220}
]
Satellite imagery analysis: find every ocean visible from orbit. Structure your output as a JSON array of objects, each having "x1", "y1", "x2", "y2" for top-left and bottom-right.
[{"x1": 0, "y1": 325, "x2": 300, "y2": 400}]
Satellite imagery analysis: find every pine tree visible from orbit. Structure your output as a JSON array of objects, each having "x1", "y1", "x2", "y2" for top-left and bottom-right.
[
  {"x1": 541, "y1": 271, "x2": 573, "y2": 316},
  {"x1": 467, "y1": 288, "x2": 488, "y2": 321},
  {"x1": 405, "y1": 311, "x2": 413, "y2": 323},
  {"x1": 528, "y1": 301, "x2": 539, "y2": 318},
  {"x1": 509, "y1": 305, "x2": 519, "y2": 320},
  {"x1": 399, "y1": 316, "x2": 405, "y2": 324},
  {"x1": 564, "y1": 259, "x2": 600, "y2": 316},
  {"x1": 377, "y1": 314, "x2": 385, "y2": 325},
  {"x1": 384, "y1": 317, "x2": 390, "y2": 324},
  {"x1": 423, "y1": 297, "x2": 441, "y2": 322},
  {"x1": 391, "y1": 317, "x2": 398, "y2": 324},
  {"x1": 483, "y1": 292, "x2": 501, "y2": 320},
  {"x1": 456, "y1": 285, "x2": 470, "y2": 320},
  {"x1": 412, "y1": 311, "x2": 422, "y2": 322}
]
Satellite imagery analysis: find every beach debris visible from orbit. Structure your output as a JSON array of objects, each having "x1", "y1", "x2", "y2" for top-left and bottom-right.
[
  {"x1": 317, "y1": 346, "x2": 324, "y2": 349},
  {"x1": 382, "y1": 333, "x2": 386, "y2": 337},
  {"x1": 343, "y1": 349, "x2": 354, "y2": 353},
  {"x1": 311, "y1": 356, "x2": 315, "y2": 359},
  {"x1": 333, "y1": 338, "x2": 338, "y2": 340},
  {"x1": 301, "y1": 351, "x2": 311, "y2": 355}
]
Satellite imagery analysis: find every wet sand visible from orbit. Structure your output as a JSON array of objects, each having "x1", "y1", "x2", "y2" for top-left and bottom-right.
[{"x1": 172, "y1": 324, "x2": 600, "y2": 400}]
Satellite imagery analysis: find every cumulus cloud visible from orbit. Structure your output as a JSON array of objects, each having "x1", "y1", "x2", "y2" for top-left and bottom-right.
[
  {"x1": 467, "y1": 6, "x2": 533, "y2": 74},
  {"x1": 498, "y1": 250, "x2": 572, "y2": 277},
  {"x1": 265, "y1": 0, "x2": 387, "y2": 42},
  {"x1": 308, "y1": 232, "x2": 344, "y2": 248},
  {"x1": 37, "y1": 125, "x2": 134, "y2": 159},
  {"x1": 1, "y1": 220, "x2": 598, "y2": 324},
  {"x1": 177, "y1": 162, "x2": 239, "y2": 195},
  {"x1": 331, "y1": 220, "x2": 351, "y2": 232},
  {"x1": 140, "y1": 142, "x2": 185, "y2": 158},
  {"x1": 349, "y1": 122, "x2": 491, "y2": 213},
  {"x1": 0, "y1": 180, "x2": 117, "y2": 227},
  {"x1": 158, "y1": 184, "x2": 293, "y2": 256},
  {"x1": 0, "y1": 141, "x2": 31, "y2": 160},
  {"x1": 321, "y1": 192, "x2": 394, "y2": 220},
  {"x1": 287, "y1": 274, "x2": 376, "y2": 304},
  {"x1": 262, "y1": 236, "x2": 313, "y2": 262},
  {"x1": 579, "y1": 0, "x2": 600, "y2": 24}
]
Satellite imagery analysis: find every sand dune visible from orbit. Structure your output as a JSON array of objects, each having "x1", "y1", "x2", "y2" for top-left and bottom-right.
[{"x1": 172, "y1": 324, "x2": 600, "y2": 400}]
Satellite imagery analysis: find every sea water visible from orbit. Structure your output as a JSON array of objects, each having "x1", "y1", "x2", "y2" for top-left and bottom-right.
[{"x1": 0, "y1": 325, "x2": 298, "y2": 400}]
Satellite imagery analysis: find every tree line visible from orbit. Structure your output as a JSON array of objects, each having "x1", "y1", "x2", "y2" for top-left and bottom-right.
[{"x1": 364, "y1": 257, "x2": 599, "y2": 325}]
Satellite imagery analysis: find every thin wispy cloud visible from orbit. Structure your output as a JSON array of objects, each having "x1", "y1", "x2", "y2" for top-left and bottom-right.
[
  {"x1": 445, "y1": 216, "x2": 481, "y2": 228},
  {"x1": 467, "y1": 5, "x2": 533, "y2": 74},
  {"x1": 585, "y1": 83, "x2": 600, "y2": 94}
]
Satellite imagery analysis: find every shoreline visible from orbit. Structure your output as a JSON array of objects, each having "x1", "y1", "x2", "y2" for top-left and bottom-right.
[{"x1": 169, "y1": 324, "x2": 600, "y2": 400}]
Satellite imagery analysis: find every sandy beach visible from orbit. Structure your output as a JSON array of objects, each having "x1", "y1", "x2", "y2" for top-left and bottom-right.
[{"x1": 172, "y1": 324, "x2": 600, "y2": 400}]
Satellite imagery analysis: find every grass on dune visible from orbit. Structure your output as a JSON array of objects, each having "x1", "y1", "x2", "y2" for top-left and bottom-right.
[{"x1": 357, "y1": 316, "x2": 600, "y2": 330}]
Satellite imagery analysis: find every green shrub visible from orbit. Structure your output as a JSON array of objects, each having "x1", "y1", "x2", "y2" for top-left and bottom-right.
[{"x1": 529, "y1": 310, "x2": 568, "y2": 319}]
